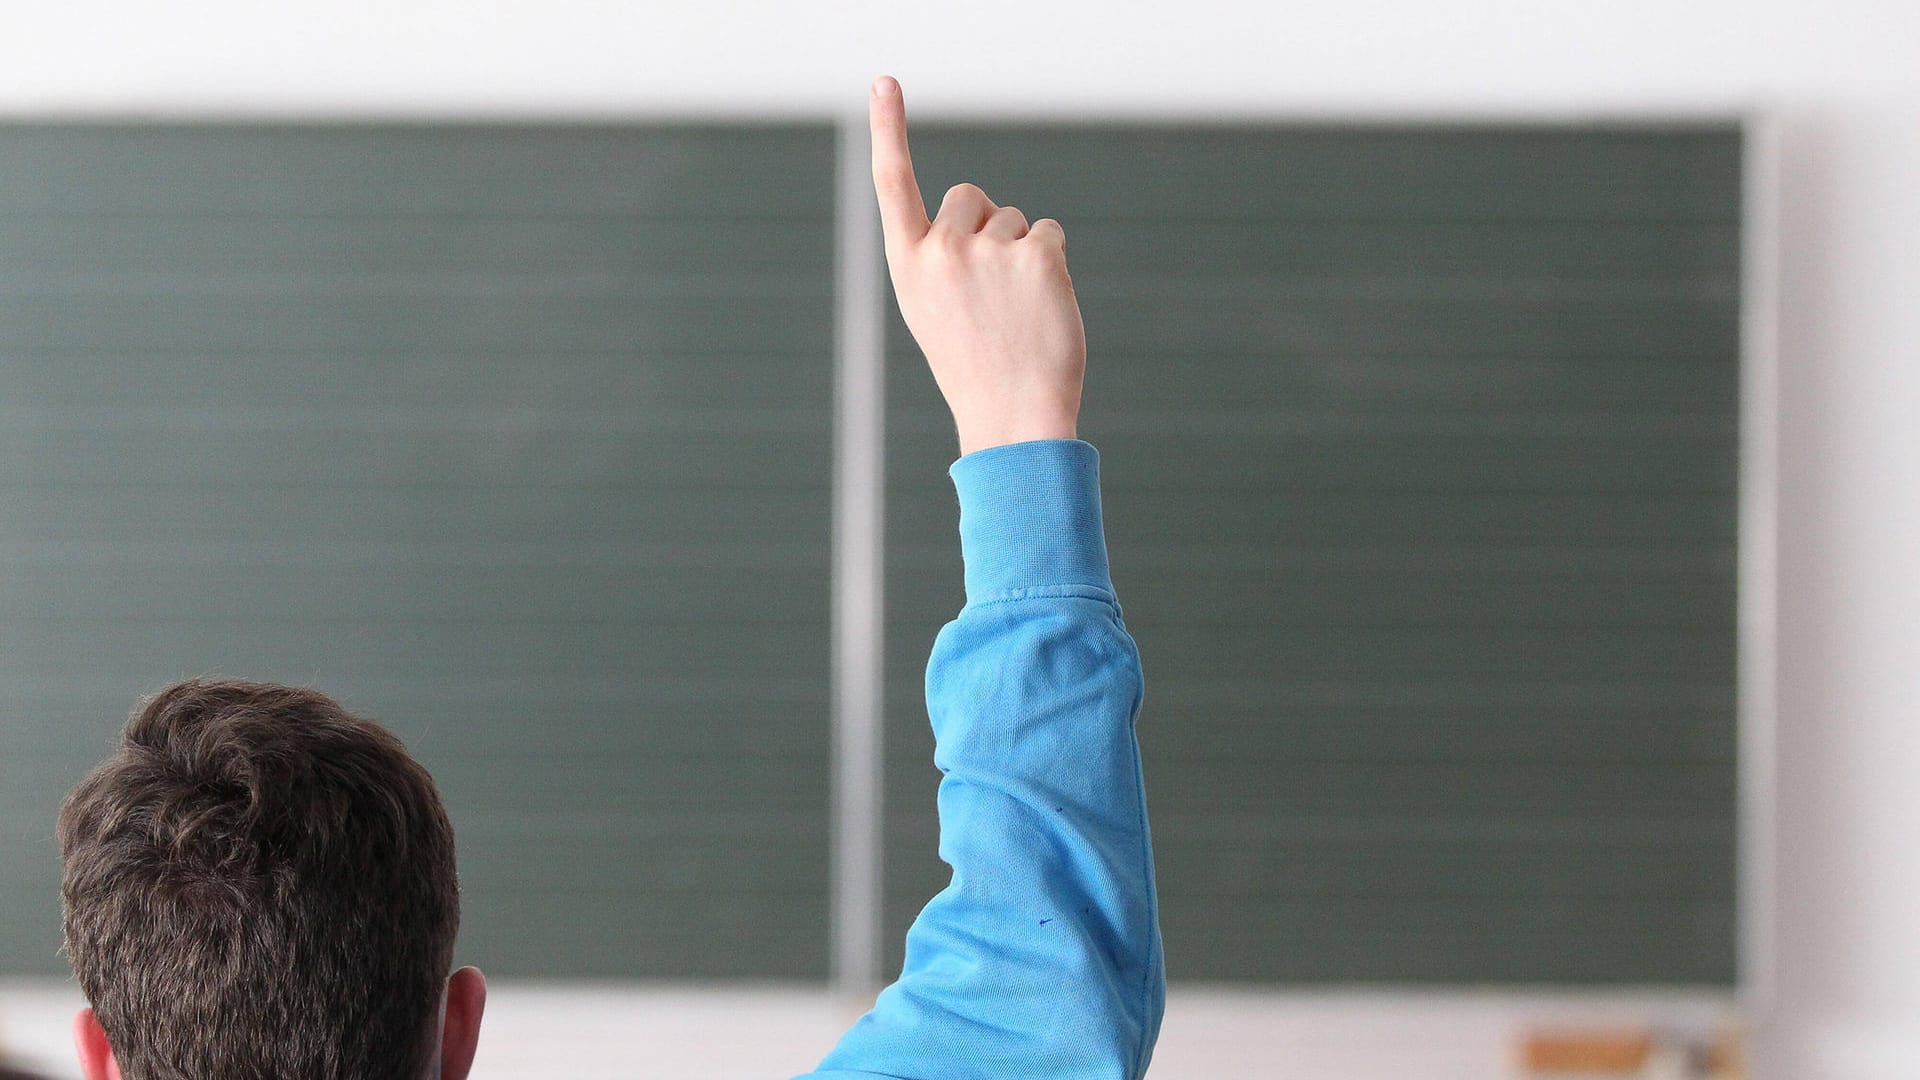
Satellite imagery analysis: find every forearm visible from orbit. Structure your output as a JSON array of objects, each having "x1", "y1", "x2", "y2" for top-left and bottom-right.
[{"x1": 806, "y1": 440, "x2": 1164, "y2": 1080}]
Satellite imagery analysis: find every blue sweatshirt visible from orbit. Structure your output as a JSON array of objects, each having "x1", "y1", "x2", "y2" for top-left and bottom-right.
[{"x1": 799, "y1": 439, "x2": 1165, "y2": 1080}]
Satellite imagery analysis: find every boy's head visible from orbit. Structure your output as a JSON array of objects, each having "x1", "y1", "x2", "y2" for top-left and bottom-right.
[{"x1": 57, "y1": 678, "x2": 485, "y2": 1080}]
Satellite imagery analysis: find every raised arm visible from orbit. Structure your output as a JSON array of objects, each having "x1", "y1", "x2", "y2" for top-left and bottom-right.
[{"x1": 797, "y1": 77, "x2": 1163, "y2": 1080}]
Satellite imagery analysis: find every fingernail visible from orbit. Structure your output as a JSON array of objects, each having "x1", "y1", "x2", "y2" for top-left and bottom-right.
[{"x1": 872, "y1": 76, "x2": 898, "y2": 98}]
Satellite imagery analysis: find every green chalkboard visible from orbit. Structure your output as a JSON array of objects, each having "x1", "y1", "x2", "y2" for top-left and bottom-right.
[
  {"x1": 0, "y1": 119, "x2": 1743, "y2": 989},
  {"x1": 880, "y1": 124, "x2": 1743, "y2": 984},
  {"x1": 0, "y1": 123, "x2": 838, "y2": 977}
]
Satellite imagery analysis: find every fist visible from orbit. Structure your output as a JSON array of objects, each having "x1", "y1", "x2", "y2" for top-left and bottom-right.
[{"x1": 869, "y1": 76, "x2": 1087, "y2": 456}]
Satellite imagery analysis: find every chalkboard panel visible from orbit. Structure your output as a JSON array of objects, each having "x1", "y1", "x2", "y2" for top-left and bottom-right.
[
  {"x1": 0, "y1": 123, "x2": 837, "y2": 978},
  {"x1": 0, "y1": 119, "x2": 1744, "y2": 988},
  {"x1": 881, "y1": 124, "x2": 1742, "y2": 985}
]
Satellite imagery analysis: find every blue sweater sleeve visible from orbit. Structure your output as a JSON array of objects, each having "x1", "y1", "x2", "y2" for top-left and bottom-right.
[{"x1": 799, "y1": 439, "x2": 1165, "y2": 1080}]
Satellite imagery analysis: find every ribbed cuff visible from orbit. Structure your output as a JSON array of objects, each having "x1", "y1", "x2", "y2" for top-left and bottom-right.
[{"x1": 949, "y1": 439, "x2": 1113, "y2": 604}]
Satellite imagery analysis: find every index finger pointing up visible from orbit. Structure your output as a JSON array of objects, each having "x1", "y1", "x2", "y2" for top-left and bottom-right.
[{"x1": 869, "y1": 76, "x2": 930, "y2": 248}]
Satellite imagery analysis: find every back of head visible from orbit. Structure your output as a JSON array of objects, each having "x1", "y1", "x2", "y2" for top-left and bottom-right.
[{"x1": 58, "y1": 679, "x2": 460, "y2": 1080}]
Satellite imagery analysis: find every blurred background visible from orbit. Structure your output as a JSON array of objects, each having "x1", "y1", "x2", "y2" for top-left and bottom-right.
[{"x1": 0, "y1": 3, "x2": 1914, "y2": 1079}]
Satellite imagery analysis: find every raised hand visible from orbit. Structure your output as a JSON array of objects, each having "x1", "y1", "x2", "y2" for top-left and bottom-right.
[{"x1": 868, "y1": 75, "x2": 1087, "y2": 456}]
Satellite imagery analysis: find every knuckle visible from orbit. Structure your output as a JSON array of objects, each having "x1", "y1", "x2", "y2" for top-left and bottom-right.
[
  {"x1": 1015, "y1": 238, "x2": 1056, "y2": 264},
  {"x1": 928, "y1": 226, "x2": 970, "y2": 255}
]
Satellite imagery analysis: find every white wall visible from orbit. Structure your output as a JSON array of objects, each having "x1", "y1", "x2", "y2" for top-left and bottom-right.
[{"x1": 3, "y1": 3, "x2": 1915, "y2": 1078}]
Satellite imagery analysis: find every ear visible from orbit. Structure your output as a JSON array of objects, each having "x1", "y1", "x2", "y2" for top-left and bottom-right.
[
  {"x1": 72, "y1": 1007, "x2": 123, "y2": 1080},
  {"x1": 438, "y1": 966, "x2": 487, "y2": 1080}
]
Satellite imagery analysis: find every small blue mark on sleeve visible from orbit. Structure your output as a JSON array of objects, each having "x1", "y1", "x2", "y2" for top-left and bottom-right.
[
  {"x1": 1039, "y1": 918, "x2": 1053, "y2": 926},
  {"x1": 1052, "y1": 806, "x2": 1064, "y2": 812}
]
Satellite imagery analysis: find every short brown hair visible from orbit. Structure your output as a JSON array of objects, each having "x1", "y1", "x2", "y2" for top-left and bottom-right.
[{"x1": 58, "y1": 679, "x2": 460, "y2": 1080}]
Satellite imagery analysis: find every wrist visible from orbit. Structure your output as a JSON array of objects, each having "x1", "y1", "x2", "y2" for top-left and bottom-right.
[{"x1": 954, "y1": 412, "x2": 1079, "y2": 457}]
